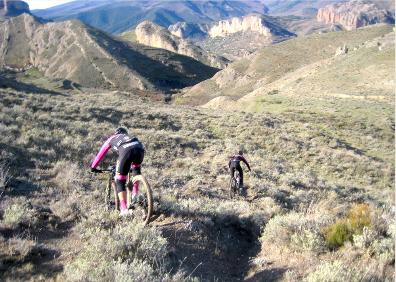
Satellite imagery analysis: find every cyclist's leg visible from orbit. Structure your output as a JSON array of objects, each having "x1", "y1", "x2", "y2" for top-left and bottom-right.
[
  {"x1": 130, "y1": 147, "x2": 144, "y2": 197},
  {"x1": 237, "y1": 165, "x2": 243, "y2": 187},
  {"x1": 115, "y1": 149, "x2": 134, "y2": 212}
]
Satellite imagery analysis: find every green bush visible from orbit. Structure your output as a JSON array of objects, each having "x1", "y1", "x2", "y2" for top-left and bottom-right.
[{"x1": 324, "y1": 204, "x2": 372, "y2": 249}]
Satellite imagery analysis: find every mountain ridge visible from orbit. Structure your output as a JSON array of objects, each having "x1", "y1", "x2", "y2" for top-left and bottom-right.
[
  {"x1": 32, "y1": 0, "x2": 269, "y2": 34},
  {"x1": 0, "y1": 13, "x2": 219, "y2": 92}
]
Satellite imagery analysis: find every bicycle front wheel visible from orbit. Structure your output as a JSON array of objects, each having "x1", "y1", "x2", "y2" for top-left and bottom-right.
[
  {"x1": 229, "y1": 177, "x2": 236, "y2": 199},
  {"x1": 129, "y1": 175, "x2": 153, "y2": 225},
  {"x1": 105, "y1": 174, "x2": 119, "y2": 211}
]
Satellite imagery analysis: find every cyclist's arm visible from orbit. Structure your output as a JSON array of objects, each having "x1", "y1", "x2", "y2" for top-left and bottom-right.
[
  {"x1": 240, "y1": 156, "x2": 251, "y2": 171},
  {"x1": 91, "y1": 136, "x2": 113, "y2": 169}
]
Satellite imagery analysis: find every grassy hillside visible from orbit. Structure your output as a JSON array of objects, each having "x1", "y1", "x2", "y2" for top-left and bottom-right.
[{"x1": 0, "y1": 68, "x2": 393, "y2": 280}]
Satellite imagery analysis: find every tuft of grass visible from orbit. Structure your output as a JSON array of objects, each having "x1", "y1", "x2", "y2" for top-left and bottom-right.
[{"x1": 2, "y1": 201, "x2": 37, "y2": 229}]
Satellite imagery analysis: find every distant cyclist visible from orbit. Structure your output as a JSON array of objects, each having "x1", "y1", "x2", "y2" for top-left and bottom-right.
[
  {"x1": 228, "y1": 150, "x2": 251, "y2": 188},
  {"x1": 90, "y1": 127, "x2": 145, "y2": 216}
]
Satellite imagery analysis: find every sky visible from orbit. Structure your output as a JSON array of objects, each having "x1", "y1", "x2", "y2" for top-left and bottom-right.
[{"x1": 25, "y1": 0, "x2": 75, "y2": 10}]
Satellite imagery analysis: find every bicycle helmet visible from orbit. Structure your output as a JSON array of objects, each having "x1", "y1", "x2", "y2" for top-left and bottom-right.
[
  {"x1": 238, "y1": 150, "x2": 244, "y2": 155},
  {"x1": 115, "y1": 127, "x2": 128, "y2": 135}
]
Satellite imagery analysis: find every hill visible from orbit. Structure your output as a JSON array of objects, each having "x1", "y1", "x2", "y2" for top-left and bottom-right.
[
  {"x1": 181, "y1": 24, "x2": 394, "y2": 105},
  {"x1": 32, "y1": 0, "x2": 269, "y2": 34},
  {"x1": 0, "y1": 14, "x2": 219, "y2": 92}
]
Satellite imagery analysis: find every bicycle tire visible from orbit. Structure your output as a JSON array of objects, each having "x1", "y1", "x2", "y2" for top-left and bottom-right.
[
  {"x1": 104, "y1": 174, "x2": 120, "y2": 211},
  {"x1": 229, "y1": 178, "x2": 234, "y2": 199},
  {"x1": 229, "y1": 176, "x2": 237, "y2": 199},
  {"x1": 128, "y1": 174, "x2": 153, "y2": 226},
  {"x1": 104, "y1": 174, "x2": 112, "y2": 210}
]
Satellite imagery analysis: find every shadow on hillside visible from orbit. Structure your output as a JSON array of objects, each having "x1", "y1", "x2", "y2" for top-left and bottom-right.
[
  {"x1": 0, "y1": 76, "x2": 65, "y2": 96},
  {"x1": 8, "y1": 179, "x2": 41, "y2": 197},
  {"x1": 0, "y1": 246, "x2": 63, "y2": 281},
  {"x1": 88, "y1": 28, "x2": 219, "y2": 91}
]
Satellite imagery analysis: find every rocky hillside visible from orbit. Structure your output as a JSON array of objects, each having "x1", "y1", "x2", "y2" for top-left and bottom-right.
[
  {"x1": 32, "y1": 0, "x2": 269, "y2": 34},
  {"x1": 0, "y1": 14, "x2": 219, "y2": 92},
  {"x1": 317, "y1": 0, "x2": 395, "y2": 30},
  {"x1": 181, "y1": 24, "x2": 394, "y2": 106},
  {"x1": 0, "y1": 0, "x2": 29, "y2": 17},
  {"x1": 132, "y1": 21, "x2": 229, "y2": 69},
  {"x1": 169, "y1": 14, "x2": 295, "y2": 60}
]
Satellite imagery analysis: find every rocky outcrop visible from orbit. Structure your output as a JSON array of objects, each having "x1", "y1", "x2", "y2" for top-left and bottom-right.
[
  {"x1": 135, "y1": 20, "x2": 229, "y2": 68},
  {"x1": 208, "y1": 14, "x2": 274, "y2": 37},
  {"x1": 317, "y1": 1, "x2": 395, "y2": 30},
  {"x1": 0, "y1": 0, "x2": 30, "y2": 17},
  {"x1": 0, "y1": 14, "x2": 219, "y2": 92}
]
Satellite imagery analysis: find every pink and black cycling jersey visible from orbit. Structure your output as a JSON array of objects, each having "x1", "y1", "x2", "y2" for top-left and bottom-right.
[{"x1": 91, "y1": 133, "x2": 144, "y2": 169}]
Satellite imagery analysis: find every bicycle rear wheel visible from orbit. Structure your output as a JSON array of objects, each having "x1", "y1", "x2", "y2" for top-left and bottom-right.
[{"x1": 127, "y1": 175, "x2": 153, "y2": 225}]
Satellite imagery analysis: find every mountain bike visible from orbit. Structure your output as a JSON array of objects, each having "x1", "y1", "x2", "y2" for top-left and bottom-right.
[
  {"x1": 95, "y1": 166, "x2": 153, "y2": 225},
  {"x1": 229, "y1": 170, "x2": 242, "y2": 198}
]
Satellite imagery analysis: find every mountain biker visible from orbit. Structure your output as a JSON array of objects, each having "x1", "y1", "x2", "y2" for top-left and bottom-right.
[
  {"x1": 228, "y1": 150, "x2": 251, "y2": 188},
  {"x1": 90, "y1": 127, "x2": 145, "y2": 216}
]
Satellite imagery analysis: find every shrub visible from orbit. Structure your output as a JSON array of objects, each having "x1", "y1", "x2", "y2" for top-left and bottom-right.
[
  {"x1": 353, "y1": 226, "x2": 376, "y2": 249},
  {"x1": 304, "y1": 260, "x2": 358, "y2": 282},
  {"x1": 261, "y1": 212, "x2": 328, "y2": 253},
  {"x1": 291, "y1": 229, "x2": 326, "y2": 253},
  {"x1": 324, "y1": 204, "x2": 372, "y2": 249},
  {"x1": 0, "y1": 235, "x2": 39, "y2": 266},
  {"x1": 5, "y1": 236, "x2": 38, "y2": 261},
  {"x1": 370, "y1": 237, "x2": 395, "y2": 265},
  {"x1": 65, "y1": 219, "x2": 170, "y2": 281}
]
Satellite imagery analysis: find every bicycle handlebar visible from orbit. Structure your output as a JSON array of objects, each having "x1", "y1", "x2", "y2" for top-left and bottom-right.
[{"x1": 92, "y1": 165, "x2": 115, "y2": 173}]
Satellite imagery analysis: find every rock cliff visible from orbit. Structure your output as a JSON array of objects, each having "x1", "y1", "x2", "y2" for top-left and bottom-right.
[
  {"x1": 208, "y1": 14, "x2": 274, "y2": 37},
  {"x1": 317, "y1": 0, "x2": 394, "y2": 30},
  {"x1": 135, "y1": 20, "x2": 229, "y2": 68}
]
